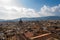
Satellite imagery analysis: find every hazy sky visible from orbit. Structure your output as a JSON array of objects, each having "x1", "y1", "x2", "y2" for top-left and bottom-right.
[{"x1": 0, "y1": 0, "x2": 60, "y2": 20}]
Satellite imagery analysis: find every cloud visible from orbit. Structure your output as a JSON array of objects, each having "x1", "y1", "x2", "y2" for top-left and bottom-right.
[
  {"x1": 39, "y1": 4, "x2": 60, "y2": 17},
  {"x1": 0, "y1": 6, "x2": 40, "y2": 20},
  {"x1": 0, "y1": 0, "x2": 40, "y2": 20},
  {"x1": 0, "y1": 0, "x2": 18, "y2": 6},
  {"x1": 0, "y1": 0, "x2": 60, "y2": 20}
]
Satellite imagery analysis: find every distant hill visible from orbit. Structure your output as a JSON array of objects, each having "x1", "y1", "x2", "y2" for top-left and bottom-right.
[
  {"x1": 0, "y1": 19, "x2": 6, "y2": 22},
  {"x1": 0, "y1": 16, "x2": 60, "y2": 22},
  {"x1": 14, "y1": 16, "x2": 60, "y2": 21}
]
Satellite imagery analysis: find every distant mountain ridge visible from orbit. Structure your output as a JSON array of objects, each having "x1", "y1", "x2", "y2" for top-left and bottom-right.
[
  {"x1": 14, "y1": 16, "x2": 60, "y2": 21},
  {"x1": 0, "y1": 16, "x2": 60, "y2": 22}
]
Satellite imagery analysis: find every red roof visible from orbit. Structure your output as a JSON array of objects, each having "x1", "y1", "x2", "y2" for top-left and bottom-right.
[{"x1": 24, "y1": 31, "x2": 33, "y2": 38}]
